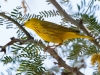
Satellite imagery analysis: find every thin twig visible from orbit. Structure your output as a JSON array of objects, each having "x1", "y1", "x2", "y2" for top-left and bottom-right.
[
  {"x1": 0, "y1": 12, "x2": 34, "y2": 53},
  {"x1": 0, "y1": 37, "x2": 28, "y2": 53},
  {"x1": 0, "y1": 12, "x2": 33, "y2": 39},
  {"x1": 0, "y1": 37, "x2": 46, "y2": 54},
  {"x1": 84, "y1": 0, "x2": 93, "y2": 14}
]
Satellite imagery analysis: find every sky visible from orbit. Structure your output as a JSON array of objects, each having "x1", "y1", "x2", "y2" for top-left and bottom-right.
[{"x1": 0, "y1": 0, "x2": 99, "y2": 75}]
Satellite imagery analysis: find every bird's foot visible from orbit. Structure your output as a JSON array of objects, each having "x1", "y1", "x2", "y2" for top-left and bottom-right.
[{"x1": 44, "y1": 43, "x2": 62, "y2": 52}]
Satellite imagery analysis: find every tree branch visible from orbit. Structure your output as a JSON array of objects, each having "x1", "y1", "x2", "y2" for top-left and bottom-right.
[
  {"x1": 45, "y1": 48, "x2": 84, "y2": 75},
  {"x1": 0, "y1": 37, "x2": 45, "y2": 53},
  {"x1": 48, "y1": 0, "x2": 100, "y2": 48},
  {"x1": 0, "y1": 12, "x2": 33, "y2": 39},
  {"x1": 0, "y1": 37, "x2": 27, "y2": 53},
  {"x1": 0, "y1": 36, "x2": 84, "y2": 75}
]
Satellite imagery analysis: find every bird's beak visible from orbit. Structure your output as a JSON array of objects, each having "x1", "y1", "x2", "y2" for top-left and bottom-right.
[
  {"x1": 21, "y1": 25, "x2": 24, "y2": 26},
  {"x1": 22, "y1": 24, "x2": 25, "y2": 26}
]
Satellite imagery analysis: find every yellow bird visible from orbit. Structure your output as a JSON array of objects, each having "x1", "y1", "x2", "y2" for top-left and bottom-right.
[{"x1": 24, "y1": 18, "x2": 93, "y2": 44}]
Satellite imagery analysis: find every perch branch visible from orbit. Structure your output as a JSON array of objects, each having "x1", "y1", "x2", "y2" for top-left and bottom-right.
[
  {"x1": 0, "y1": 37, "x2": 28, "y2": 53},
  {"x1": 0, "y1": 37, "x2": 45, "y2": 53},
  {"x1": 0, "y1": 12, "x2": 33, "y2": 39},
  {"x1": 0, "y1": 12, "x2": 34, "y2": 53},
  {"x1": 45, "y1": 48, "x2": 84, "y2": 75},
  {"x1": 0, "y1": 36, "x2": 84, "y2": 75}
]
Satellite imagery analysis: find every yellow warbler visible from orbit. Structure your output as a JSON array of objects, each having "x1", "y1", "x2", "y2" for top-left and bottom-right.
[{"x1": 24, "y1": 18, "x2": 93, "y2": 44}]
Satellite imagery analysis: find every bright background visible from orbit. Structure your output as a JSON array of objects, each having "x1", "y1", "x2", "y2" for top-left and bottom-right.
[{"x1": 0, "y1": 0, "x2": 99, "y2": 75}]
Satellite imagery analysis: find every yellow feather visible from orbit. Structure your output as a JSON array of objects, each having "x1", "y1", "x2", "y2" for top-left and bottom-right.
[{"x1": 24, "y1": 18, "x2": 94, "y2": 43}]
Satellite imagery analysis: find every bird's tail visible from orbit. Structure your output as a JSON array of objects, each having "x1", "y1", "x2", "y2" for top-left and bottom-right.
[
  {"x1": 80, "y1": 35, "x2": 94, "y2": 40},
  {"x1": 64, "y1": 32, "x2": 94, "y2": 41}
]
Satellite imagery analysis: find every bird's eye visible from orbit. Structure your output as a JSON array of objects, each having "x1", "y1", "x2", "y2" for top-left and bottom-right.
[{"x1": 28, "y1": 19, "x2": 30, "y2": 21}]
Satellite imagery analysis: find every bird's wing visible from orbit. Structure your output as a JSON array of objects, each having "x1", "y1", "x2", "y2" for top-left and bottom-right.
[{"x1": 40, "y1": 20, "x2": 80, "y2": 33}]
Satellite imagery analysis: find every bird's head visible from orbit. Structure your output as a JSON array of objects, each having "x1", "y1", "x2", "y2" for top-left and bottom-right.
[{"x1": 23, "y1": 18, "x2": 40, "y2": 28}]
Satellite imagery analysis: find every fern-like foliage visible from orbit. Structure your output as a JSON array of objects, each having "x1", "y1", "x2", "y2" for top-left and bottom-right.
[
  {"x1": 0, "y1": 0, "x2": 100, "y2": 75},
  {"x1": 2, "y1": 56, "x2": 13, "y2": 64},
  {"x1": 66, "y1": 38, "x2": 99, "y2": 60},
  {"x1": 17, "y1": 60, "x2": 45, "y2": 75},
  {"x1": 62, "y1": 0, "x2": 100, "y2": 74},
  {"x1": 93, "y1": 71, "x2": 100, "y2": 75},
  {"x1": 82, "y1": 14, "x2": 100, "y2": 33},
  {"x1": 1, "y1": 40, "x2": 46, "y2": 75},
  {"x1": 0, "y1": 8, "x2": 60, "y2": 75},
  {"x1": 39, "y1": 10, "x2": 60, "y2": 18},
  {"x1": 13, "y1": 39, "x2": 46, "y2": 74},
  {"x1": 0, "y1": 17, "x2": 4, "y2": 25},
  {"x1": 0, "y1": 6, "x2": 47, "y2": 75}
]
